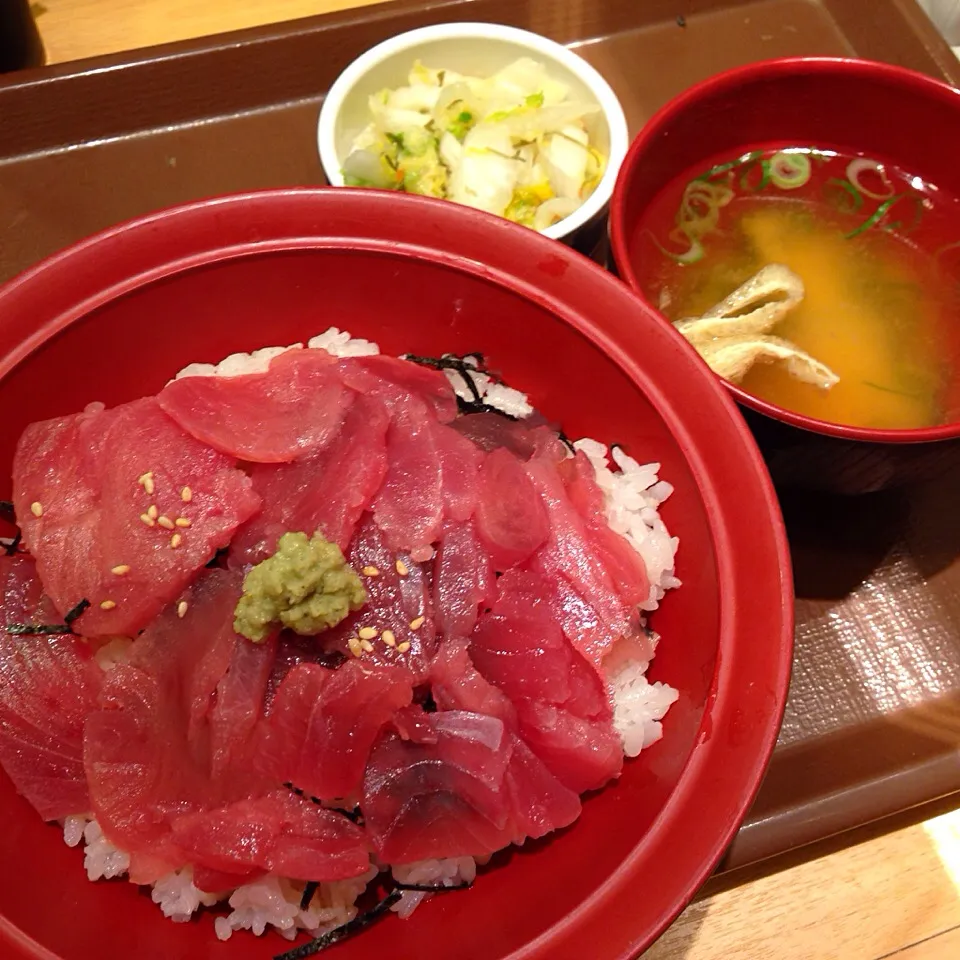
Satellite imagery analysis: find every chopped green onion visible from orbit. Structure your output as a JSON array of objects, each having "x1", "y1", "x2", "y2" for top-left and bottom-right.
[
  {"x1": 739, "y1": 158, "x2": 771, "y2": 191},
  {"x1": 844, "y1": 194, "x2": 902, "y2": 239},
  {"x1": 695, "y1": 150, "x2": 762, "y2": 182},
  {"x1": 823, "y1": 177, "x2": 863, "y2": 213},
  {"x1": 769, "y1": 151, "x2": 811, "y2": 190}
]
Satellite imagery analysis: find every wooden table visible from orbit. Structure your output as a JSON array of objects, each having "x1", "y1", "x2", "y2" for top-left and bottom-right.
[{"x1": 27, "y1": 2, "x2": 960, "y2": 958}]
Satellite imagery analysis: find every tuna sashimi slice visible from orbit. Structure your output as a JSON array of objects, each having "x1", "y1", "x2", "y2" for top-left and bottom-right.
[
  {"x1": 504, "y1": 737, "x2": 581, "y2": 841},
  {"x1": 469, "y1": 570, "x2": 623, "y2": 793},
  {"x1": 0, "y1": 555, "x2": 103, "y2": 820},
  {"x1": 523, "y1": 456, "x2": 631, "y2": 667},
  {"x1": 229, "y1": 394, "x2": 390, "y2": 567},
  {"x1": 321, "y1": 514, "x2": 438, "y2": 681},
  {"x1": 338, "y1": 356, "x2": 458, "y2": 423},
  {"x1": 372, "y1": 399, "x2": 445, "y2": 554},
  {"x1": 171, "y1": 789, "x2": 370, "y2": 882},
  {"x1": 257, "y1": 660, "x2": 413, "y2": 803},
  {"x1": 559, "y1": 453, "x2": 650, "y2": 608},
  {"x1": 428, "y1": 640, "x2": 582, "y2": 840},
  {"x1": 13, "y1": 398, "x2": 261, "y2": 638},
  {"x1": 432, "y1": 521, "x2": 495, "y2": 640},
  {"x1": 84, "y1": 570, "x2": 272, "y2": 864},
  {"x1": 363, "y1": 710, "x2": 515, "y2": 863},
  {"x1": 158, "y1": 349, "x2": 356, "y2": 463},
  {"x1": 475, "y1": 447, "x2": 550, "y2": 571},
  {"x1": 429, "y1": 638, "x2": 515, "y2": 722},
  {"x1": 435, "y1": 424, "x2": 484, "y2": 522}
]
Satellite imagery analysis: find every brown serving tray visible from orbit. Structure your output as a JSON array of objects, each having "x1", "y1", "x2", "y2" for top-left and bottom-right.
[{"x1": 2, "y1": 0, "x2": 960, "y2": 873}]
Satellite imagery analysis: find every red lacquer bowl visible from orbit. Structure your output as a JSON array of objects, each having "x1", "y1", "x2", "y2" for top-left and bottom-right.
[
  {"x1": 0, "y1": 189, "x2": 792, "y2": 960},
  {"x1": 609, "y1": 57, "x2": 960, "y2": 495}
]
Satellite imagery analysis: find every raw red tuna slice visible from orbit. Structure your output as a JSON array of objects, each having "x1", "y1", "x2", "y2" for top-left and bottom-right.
[
  {"x1": 503, "y1": 736, "x2": 581, "y2": 842},
  {"x1": 514, "y1": 701, "x2": 623, "y2": 794},
  {"x1": 0, "y1": 555, "x2": 102, "y2": 820},
  {"x1": 429, "y1": 638, "x2": 514, "y2": 722},
  {"x1": 338, "y1": 356, "x2": 457, "y2": 423},
  {"x1": 193, "y1": 865, "x2": 265, "y2": 894},
  {"x1": 429, "y1": 640, "x2": 581, "y2": 840},
  {"x1": 372, "y1": 398, "x2": 445, "y2": 553},
  {"x1": 469, "y1": 570, "x2": 623, "y2": 793},
  {"x1": 435, "y1": 423, "x2": 483, "y2": 522},
  {"x1": 363, "y1": 710, "x2": 516, "y2": 863},
  {"x1": 171, "y1": 789, "x2": 370, "y2": 881},
  {"x1": 229, "y1": 394, "x2": 390, "y2": 566},
  {"x1": 451, "y1": 414, "x2": 567, "y2": 463},
  {"x1": 471, "y1": 571, "x2": 611, "y2": 721},
  {"x1": 157, "y1": 349, "x2": 356, "y2": 463},
  {"x1": 475, "y1": 447, "x2": 550, "y2": 570},
  {"x1": 321, "y1": 514, "x2": 438, "y2": 681},
  {"x1": 559, "y1": 453, "x2": 650, "y2": 607},
  {"x1": 432, "y1": 520, "x2": 495, "y2": 639},
  {"x1": 13, "y1": 398, "x2": 260, "y2": 638},
  {"x1": 257, "y1": 660, "x2": 413, "y2": 802},
  {"x1": 84, "y1": 570, "x2": 273, "y2": 865},
  {"x1": 523, "y1": 456, "x2": 630, "y2": 667},
  {"x1": 210, "y1": 629, "x2": 278, "y2": 783}
]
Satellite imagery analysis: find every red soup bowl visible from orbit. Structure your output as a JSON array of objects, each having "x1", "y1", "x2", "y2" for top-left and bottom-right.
[
  {"x1": 610, "y1": 57, "x2": 960, "y2": 496},
  {"x1": 0, "y1": 189, "x2": 792, "y2": 960}
]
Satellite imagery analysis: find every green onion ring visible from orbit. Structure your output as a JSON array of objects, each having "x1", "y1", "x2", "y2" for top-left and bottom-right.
[
  {"x1": 844, "y1": 194, "x2": 902, "y2": 239},
  {"x1": 769, "y1": 151, "x2": 812, "y2": 190}
]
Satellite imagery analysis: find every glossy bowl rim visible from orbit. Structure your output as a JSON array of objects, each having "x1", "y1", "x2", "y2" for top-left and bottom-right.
[
  {"x1": 610, "y1": 55, "x2": 960, "y2": 445},
  {"x1": 0, "y1": 187, "x2": 793, "y2": 960},
  {"x1": 315, "y1": 21, "x2": 629, "y2": 241}
]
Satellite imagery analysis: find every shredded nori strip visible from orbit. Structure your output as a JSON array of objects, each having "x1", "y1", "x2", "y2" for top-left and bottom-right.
[
  {"x1": 6, "y1": 622, "x2": 74, "y2": 635},
  {"x1": 557, "y1": 430, "x2": 576, "y2": 454},
  {"x1": 0, "y1": 500, "x2": 15, "y2": 521},
  {"x1": 393, "y1": 881, "x2": 473, "y2": 892},
  {"x1": 413, "y1": 684, "x2": 437, "y2": 713},
  {"x1": 3, "y1": 530, "x2": 21, "y2": 556},
  {"x1": 404, "y1": 352, "x2": 521, "y2": 419},
  {"x1": 273, "y1": 891, "x2": 403, "y2": 960},
  {"x1": 64, "y1": 598, "x2": 90, "y2": 625},
  {"x1": 299, "y1": 881, "x2": 319, "y2": 911},
  {"x1": 283, "y1": 782, "x2": 363, "y2": 822}
]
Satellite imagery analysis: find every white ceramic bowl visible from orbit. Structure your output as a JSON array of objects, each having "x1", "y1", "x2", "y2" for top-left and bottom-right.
[{"x1": 316, "y1": 22, "x2": 629, "y2": 243}]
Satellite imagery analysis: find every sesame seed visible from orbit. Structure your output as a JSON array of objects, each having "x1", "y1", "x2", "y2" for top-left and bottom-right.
[
  {"x1": 358, "y1": 626, "x2": 378, "y2": 641},
  {"x1": 175, "y1": 517, "x2": 191, "y2": 528},
  {"x1": 409, "y1": 616, "x2": 425, "y2": 631},
  {"x1": 395, "y1": 559, "x2": 409, "y2": 576},
  {"x1": 397, "y1": 641, "x2": 411, "y2": 653},
  {"x1": 170, "y1": 533, "x2": 183, "y2": 549},
  {"x1": 140, "y1": 513, "x2": 155, "y2": 527},
  {"x1": 138, "y1": 472, "x2": 155, "y2": 496},
  {"x1": 147, "y1": 504, "x2": 158, "y2": 520},
  {"x1": 180, "y1": 486, "x2": 193, "y2": 503},
  {"x1": 362, "y1": 565, "x2": 379, "y2": 577},
  {"x1": 111, "y1": 564, "x2": 130, "y2": 576},
  {"x1": 347, "y1": 637, "x2": 363, "y2": 657},
  {"x1": 177, "y1": 601, "x2": 188, "y2": 618},
  {"x1": 30, "y1": 501, "x2": 43, "y2": 518},
  {"x1": 382, "y1": 629, "x2": 396, "y2": 647},
  {"x1": 360, "y1": 639, "x2": 375, "y2": 653},
  {"x1": 157, "y1": 516, "x2": 175, "y2": 530},
  {"x1": 99, "y1": 599, "x2": 116, "y2": 610}
]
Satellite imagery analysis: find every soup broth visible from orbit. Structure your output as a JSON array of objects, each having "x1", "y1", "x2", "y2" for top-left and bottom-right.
[{"x1": 634, "y1": 146, "x2": 960, "y2": 430}]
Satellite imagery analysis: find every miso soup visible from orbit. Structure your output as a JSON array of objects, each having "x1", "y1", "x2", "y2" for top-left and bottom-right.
[{"x1": 633, "y1": 146, "x2": 960, "y2": 430}]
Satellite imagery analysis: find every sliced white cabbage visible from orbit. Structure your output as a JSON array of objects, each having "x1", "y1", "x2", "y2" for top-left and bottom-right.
[
  {"x1": 534, "y1": 197, "x2": 580, "y2": 230},
  {"x1": 340, "y1": 56, "x2": 606, "y2": 231},
  {"x1": 448, "y1": 124, "x2": 522, "y2": 215},
  {"x1": 541, "y1": 125, "x2": 590, "y2": 200}
]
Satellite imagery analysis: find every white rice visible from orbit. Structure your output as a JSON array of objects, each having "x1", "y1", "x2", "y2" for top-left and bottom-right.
[{"x1": 67, "y1": 327, "x2": 680, "y2": 940}]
